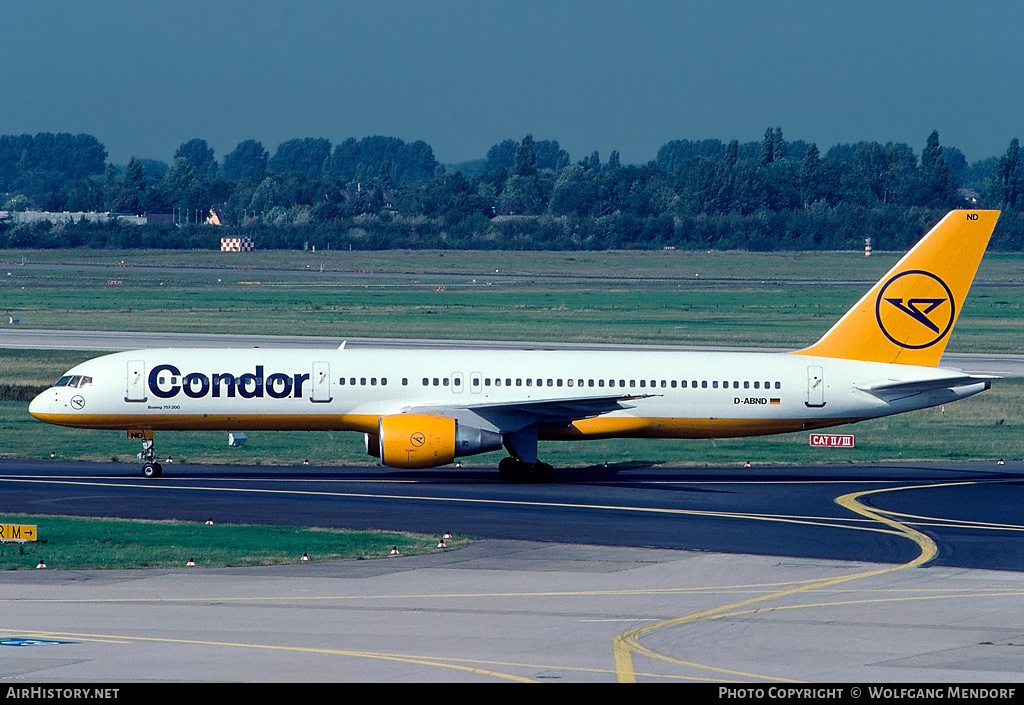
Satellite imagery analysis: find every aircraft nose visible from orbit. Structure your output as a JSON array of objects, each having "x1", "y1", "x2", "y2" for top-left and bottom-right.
[{"x1": 28, "y1": 389, "x2": 51, "y2": 419}]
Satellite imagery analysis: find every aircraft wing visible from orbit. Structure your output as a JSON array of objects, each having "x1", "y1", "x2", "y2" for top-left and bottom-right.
[
  {"x1": 403, "y1": 393, "x2": 659, "y2": 430},
  {"x1": 857, "y1": 374, "x2": 995, "y2": 403}
]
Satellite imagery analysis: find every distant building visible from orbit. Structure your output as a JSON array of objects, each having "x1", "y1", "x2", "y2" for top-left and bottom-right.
[
  {"x1": 3, "y1": 211, "x2": 155, "y2": 226},
  {"x1": 958, "y1": 188, "x2": 980, "y2": 206},
  {"x1": 205, "y1": 205, "x2": 230, "y2": 226},
  {"x1": 8, "y1": 211, "x2": 114, "y2": 225},
  {"x1": 338, "y1": 186, "x2": 397, "y2": 211}
]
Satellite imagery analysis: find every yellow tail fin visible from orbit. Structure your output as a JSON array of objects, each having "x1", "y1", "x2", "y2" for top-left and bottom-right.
[{"x1": 794, "y1": 210, "x2": 1000, "y2": 366}]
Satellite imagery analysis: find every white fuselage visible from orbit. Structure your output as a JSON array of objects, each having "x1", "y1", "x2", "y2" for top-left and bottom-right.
[{"x1": 29, "y1": 347, "x2": 987, "y2": 441}]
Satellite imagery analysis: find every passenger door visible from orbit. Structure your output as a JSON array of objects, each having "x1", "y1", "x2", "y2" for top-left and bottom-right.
[
  {"x1": 311, "y1": 362, "x2": 332, "y2": 403},
  {"x1": 125, "y1": 360, "x2": 147, "y2": 402},
  {"x1": 806, "y1": 366, "x2": 825, "y2": 408}
]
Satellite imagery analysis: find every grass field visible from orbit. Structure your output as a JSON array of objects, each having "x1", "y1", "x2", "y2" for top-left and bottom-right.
[
  {"x1": 4, "y1": 247, "x2": 1024, "y2": 282},
  {"x1": 2, "y1": 249, "x2": 1023, "y2": 351},
  {"x1": 1, "y1": 247, "x2": 1021, "y2": 467},
  {"x1": 0, "y1": 514, "x2": 467, "y2": 570}
]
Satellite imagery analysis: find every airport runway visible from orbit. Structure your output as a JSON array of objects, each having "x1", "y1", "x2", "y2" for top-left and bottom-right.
[
  {"x1": 3, "y1": 460, "x2": 1024, "y2": 570},
  {"x1": 2, "y1": 328, "x2": 1022, "y2": 376},
  {"x1": 2, "y1": 460, "x2": 1024, "y2": 682}
]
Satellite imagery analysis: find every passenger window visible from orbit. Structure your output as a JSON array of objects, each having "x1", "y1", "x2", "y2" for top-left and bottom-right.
[
  {"x1": 526, "y1": 379, "x2": 533, "y2": 387},
  {"x1": 370, "y1": 378, "x2": 377, "y2": 386},
  {"x1": 775, "y1": 382, "x2": 781, "y2": 389},
  {"x1": 744, "y1": 381, "x2": 749, "y2": 389},
  {"x1": 639, "y1": 380, "x2": 646, "y2": 388},
  {"x1": 443, "y1": 378, "x2": 449, "y2": 386},
  {"x1": 701, "y1": 381, "x2": 707, "y2": 388},
  {"x1": 713, "y1": 381, "x2": 718, "y2": 389},
  {"x1": 339, "y1": 378, "x2": 346, "y2": 386},
  {"x1": 402, "y1": 378, "x2": 408, "y2": 386},
  {"x1": 598, "y1": 380, "x2": 605, "y2": 387},
  {"x1": 360, "y1": 378, "x2": 366, "y2": 385},
  {"x1": 422, "y1": 378, "x2": 429, "y2": 386},
  {"x1": 433, "y1": 378, "x2": 440, "y2": 386}
]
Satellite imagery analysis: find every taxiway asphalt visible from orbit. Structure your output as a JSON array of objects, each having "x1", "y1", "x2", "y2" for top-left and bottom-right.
[{"x1": 2, "y1": 460, "x2": 1024, "y2": 682}]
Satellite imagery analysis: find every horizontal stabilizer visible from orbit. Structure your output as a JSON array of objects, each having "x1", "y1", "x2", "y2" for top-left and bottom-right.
[{"x1": 857, "y1": 374, "x2": 995, "y2": 402}]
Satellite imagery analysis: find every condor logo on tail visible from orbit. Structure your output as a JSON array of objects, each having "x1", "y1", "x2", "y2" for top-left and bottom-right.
[
  {"x1": 875, "y1": 270, "x2": 955, "y2": 349},
  {"x1": 795, "y1": 210, "x2": 998, "y2": 366}
]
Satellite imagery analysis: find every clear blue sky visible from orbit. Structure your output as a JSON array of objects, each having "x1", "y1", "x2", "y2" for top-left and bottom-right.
[{"x1": 3, "y1": 1, "x2": 1022, "y2": 165}]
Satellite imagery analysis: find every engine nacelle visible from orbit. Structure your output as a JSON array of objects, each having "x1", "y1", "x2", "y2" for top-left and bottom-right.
[
  {"x1": 364, "y1": 433, "x2": 380, "y2": 458},
  {"x1": 375, "y1": 414, "x2": 502, "y2": 469}
]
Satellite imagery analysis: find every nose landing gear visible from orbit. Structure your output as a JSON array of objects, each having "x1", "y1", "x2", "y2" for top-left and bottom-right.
[{"x1": 135, "y1": 433, "x2": 162, "y2": 478}]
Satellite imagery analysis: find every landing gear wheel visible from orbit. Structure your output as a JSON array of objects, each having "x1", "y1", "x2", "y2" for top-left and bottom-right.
[
  {"x1": 498, "y1": 457, "x2": 518, "y2": 481},
  {"x1": 532, "y1": 462, "x2": 555, "y2": 483},
  {"x1": 142, "y1": 462, "x2": 162, "y2": 478},
  {"x1": 498, "y1": 457, "x2": 555, "y2": 483}
]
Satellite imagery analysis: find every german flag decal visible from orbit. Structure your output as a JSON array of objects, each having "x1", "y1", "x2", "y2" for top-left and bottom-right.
[{"x1": 770, "y1": 398, "x2": 781, "y2": 405}]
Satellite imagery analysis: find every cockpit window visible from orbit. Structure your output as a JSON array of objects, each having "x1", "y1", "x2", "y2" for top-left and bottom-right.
[{"x1": 53, "y1": 375, "x2": 92, "y2": 388}]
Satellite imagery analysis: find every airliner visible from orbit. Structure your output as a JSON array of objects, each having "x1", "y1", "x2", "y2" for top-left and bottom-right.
[{"x1": 29, "y1": 210, "x2": 1000, "y2": 481}]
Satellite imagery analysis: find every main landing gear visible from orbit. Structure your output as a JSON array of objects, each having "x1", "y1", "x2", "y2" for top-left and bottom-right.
[
  {"x1": 138, "y1": 435, "x2": 162, "y2": 478},
  {"x1": 498, "y1": 427, "x2": 554, "y2": 482},
  {"x1": 498, "y1": 457, "x2": 555, "y2": 483}
]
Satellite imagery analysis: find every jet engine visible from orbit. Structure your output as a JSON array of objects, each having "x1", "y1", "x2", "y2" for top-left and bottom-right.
[{"x1": 368, "y1": 414, "x2": 502, "y2": 469}]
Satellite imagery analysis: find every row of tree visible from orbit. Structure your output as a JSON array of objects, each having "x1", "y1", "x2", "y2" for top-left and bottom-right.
[{"x1": 2, "y1": 129, "x2": 1024, "y2": 251}]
